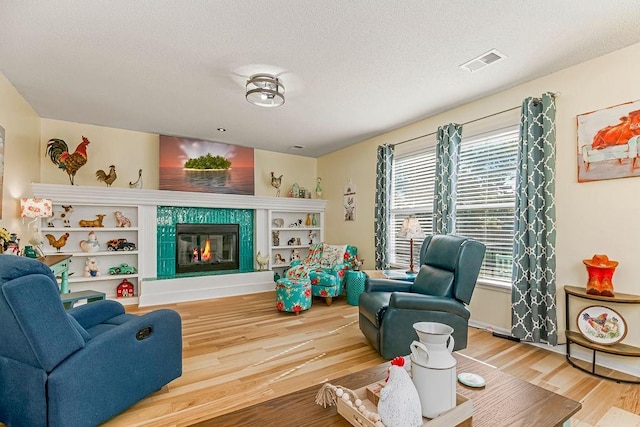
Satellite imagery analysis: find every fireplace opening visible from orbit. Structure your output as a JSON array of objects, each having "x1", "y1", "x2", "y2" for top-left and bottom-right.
[{"x1": 175, "y1": 223, "x2": 239, "y2": 274}]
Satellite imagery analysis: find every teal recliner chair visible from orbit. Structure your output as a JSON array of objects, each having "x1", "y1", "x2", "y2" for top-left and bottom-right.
[
  {"x1": 359, "y1": 234, "x2": 486, "y2": 359},
  {"x1": 0, "y1": 256, "x2": 182, "y2": 427}
]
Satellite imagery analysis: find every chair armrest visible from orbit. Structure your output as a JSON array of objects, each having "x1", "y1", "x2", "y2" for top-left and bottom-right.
[
  {"x1": 54, "y1": 309, "x2": 182, "y2": 378},
  {"x1": 389, "y1": 292, "x2": 470, "y2": 319},
  {"x1": 365, "y1": 278, "x2": 413, "y2": 293},
  {"x1": 67, "y1": 300, "x2": 126, "y2": 329},
  {"x1": 47, "y1": 309, "x2": 182, "y2": 423}
]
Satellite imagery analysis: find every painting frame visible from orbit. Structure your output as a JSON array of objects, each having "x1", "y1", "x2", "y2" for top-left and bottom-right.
[
  {"x1": 159, "y1": 135, "x2": 255, "y2": 195},
  {"x1": 576, "y1": 305, "x2": 627, "y2": 345},
  {"x1": 577, "y1": 100, "x2": 640, "y2": 182}
]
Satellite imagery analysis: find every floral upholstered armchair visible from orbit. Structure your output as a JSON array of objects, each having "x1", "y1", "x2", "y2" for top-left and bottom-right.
[{"x1": 285, "y1": 243, "x2": 358, "y2": 305}]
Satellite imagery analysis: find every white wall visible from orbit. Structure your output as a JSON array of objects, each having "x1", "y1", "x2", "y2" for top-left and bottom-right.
[{"x1": 319, "y1": 42, "x2": 640, "y2": 347}]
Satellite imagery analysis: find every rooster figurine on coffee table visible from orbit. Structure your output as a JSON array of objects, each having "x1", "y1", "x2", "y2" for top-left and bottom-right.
[{"x1": 46, "y1": 136, "x2": 91, "y2": 185}]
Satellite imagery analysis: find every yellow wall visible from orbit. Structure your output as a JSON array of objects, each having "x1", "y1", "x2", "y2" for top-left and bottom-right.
[
  {"x1": 0, "y1": 73, "x2": 41, "y2": 239},
  {"x1": 39, "y1": 119, "x2": 160, "y2": 188},
  {"x1": 253, "y1": 150, "x2": 317, "y2": 197},
  {"x1": 319, "y1": 42, "x2": 640, "y2": 342}
]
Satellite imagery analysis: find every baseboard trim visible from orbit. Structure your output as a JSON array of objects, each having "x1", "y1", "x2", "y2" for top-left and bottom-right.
[{"x1": 138, "y1": 271, "x2": 275, "y2": 306}]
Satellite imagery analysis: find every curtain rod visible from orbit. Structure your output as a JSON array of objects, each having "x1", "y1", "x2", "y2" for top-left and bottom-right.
[
  {"x1": 391, "y1": 92, "x2": 557, "y2": 147},
  {"x1": 392, "y1": 105, "x2": 519, "y2": 147}
]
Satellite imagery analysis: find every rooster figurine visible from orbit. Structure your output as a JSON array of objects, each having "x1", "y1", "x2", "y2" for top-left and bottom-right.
[
  {"x1": 270, "y1": 172, "x2": 283, "y2": 197},
  {"x1": 46, "y1": 136, "x2": 90, "y2": 185},
  {"x1": 45, "y1": 232, "x2": 70, "y2": 253},
  {"x1": 96, "y1": 165, "x2": 117, "y2": 187}
]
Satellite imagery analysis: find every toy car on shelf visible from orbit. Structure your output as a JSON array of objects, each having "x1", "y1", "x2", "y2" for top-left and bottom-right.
[
  {"x1": 106, "y1": 238, "x2": 137, "y2": 251},
  {"x1": 108, "y1": 263, "x2": 137, "y2": 275}
]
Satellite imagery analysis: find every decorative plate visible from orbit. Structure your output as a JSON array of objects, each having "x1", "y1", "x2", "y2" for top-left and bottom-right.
[
  {"x1": 577, "y1": 305, "x2": 627, "y2": 345},
  {"x1": 272, "y1": 218, "x2": 284, "y2": 227}
]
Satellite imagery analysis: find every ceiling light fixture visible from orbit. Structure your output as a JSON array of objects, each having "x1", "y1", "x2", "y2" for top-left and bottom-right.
[{"x1": 246, "y1": 73, "x2": 285, "y2": 108}]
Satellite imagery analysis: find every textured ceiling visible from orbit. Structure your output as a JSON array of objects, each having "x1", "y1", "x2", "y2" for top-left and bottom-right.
[{"x1": 1, "y1": 1, "x2": 640, "y2": 157}]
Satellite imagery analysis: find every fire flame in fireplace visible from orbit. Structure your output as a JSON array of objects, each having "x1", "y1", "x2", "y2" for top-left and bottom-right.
[{"x1": 201, "y1": 239, "x2": 212, "y2": 262}]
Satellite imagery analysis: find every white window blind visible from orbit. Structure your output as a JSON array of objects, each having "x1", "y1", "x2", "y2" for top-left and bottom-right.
[
  {"x1": 456, "y1": 127, "x2": 519, "y2": 282},
  {"x1": 390, "y1": 146, "x2": 437, "y2": 268},
  {"x1": 388, "y1": 125, "x2": 519, "y2": 284}
]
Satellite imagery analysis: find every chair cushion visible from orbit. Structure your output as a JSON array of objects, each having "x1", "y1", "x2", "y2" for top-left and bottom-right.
[
  {"x1": 320, "y1": 244, "x2": 347, "y2": 268},
  {"x1": 411, "y1": 264, "x2": 454, "y2": 297}
]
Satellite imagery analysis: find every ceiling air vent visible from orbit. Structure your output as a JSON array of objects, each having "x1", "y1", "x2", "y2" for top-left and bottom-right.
[{"x1": 460, "y1": 49, "x2": 506, "y2": 73}]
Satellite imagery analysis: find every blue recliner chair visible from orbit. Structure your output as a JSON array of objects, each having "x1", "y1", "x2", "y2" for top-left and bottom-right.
[
  {"x1": 359, "y1": 234, "x2": 486, "y2": 359},
  {"x1": 0, "y1": 255, "x2": 182, "y2": 427}
]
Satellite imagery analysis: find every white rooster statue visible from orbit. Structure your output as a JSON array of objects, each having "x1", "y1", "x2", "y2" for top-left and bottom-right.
[
  {"x1": 256, "y1": 251, "x2": 269, "y2": 271},
  {"x1": 378, "y1": 365, "x2": 422, "y2": 427}
]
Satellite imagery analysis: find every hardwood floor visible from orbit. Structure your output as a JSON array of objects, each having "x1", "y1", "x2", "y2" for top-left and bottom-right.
[{"x1": 99, "y1": 291, "x2": 640, "y2": 426}]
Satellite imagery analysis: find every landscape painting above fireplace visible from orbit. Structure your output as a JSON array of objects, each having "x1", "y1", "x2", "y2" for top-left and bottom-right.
[{"x1": 159, "y1": 135, "x2": 255, "y2": 195}]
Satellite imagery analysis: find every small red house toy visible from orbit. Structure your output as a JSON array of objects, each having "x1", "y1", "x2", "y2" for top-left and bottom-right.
[{"x1": 116, "y1": 278, "x2": 135, "y2": 298}]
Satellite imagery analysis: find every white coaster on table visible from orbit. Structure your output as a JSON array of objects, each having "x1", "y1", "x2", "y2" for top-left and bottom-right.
[{"x1": 457, "y1": 372, "x2": 486, "y2": 388}]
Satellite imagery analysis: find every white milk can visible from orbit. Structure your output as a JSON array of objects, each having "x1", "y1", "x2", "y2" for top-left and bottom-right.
[{"x1": 410, "y1": 321, "x2": 457, "y2": 418}]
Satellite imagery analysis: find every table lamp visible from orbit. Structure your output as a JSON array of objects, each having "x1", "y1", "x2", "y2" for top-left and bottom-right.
[
  {"x1": 397, "y1": 216, "x2": 425, "y2": 274},
  {"x1": 20, "y1": 197, "x2": 53, "y2": 257}
]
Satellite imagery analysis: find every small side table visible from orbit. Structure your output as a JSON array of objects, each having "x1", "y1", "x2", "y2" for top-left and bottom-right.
[
  {"x1": 346, "y1": 270, "x2": 366, "y2": 306},
  {"x1": 363, "y1": 269, "x2": 417, "y2": 283},
  {"x1": 39, "y1": 254, "x2": 72, "y2": 293},
  {"x1": 60, "y1": 290, "x2": 106, "y2": 310}
]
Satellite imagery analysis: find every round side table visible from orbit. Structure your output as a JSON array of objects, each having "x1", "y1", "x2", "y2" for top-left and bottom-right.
[{"x1": 346, "y1": 270, "x2": 366, "y2": 306}]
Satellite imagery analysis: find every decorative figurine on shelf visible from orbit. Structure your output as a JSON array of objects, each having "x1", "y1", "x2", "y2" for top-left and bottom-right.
[
  {"x1": 270, "y1": 172, "x2": 283, "y2": 197},
  {"x1": 113, "y1": 211, "x2": 132, "y2": 227},
  {"x1": 48, "y1": 205, "x2": 74, "y2": 227},
  {"x1": 256, "y1": 251, "x2": 269, "y2": 271},
  {"x1": 315, "y1": 177, "x2": 322, "y2": 199},
  {"x1": 584, "y1": 254, "x2": 618, "y2": 297},
  {"x1": 273, "y1": 217, "x2": 284, "y2": 228},
  {"x1": 129, "y1": 168, "x2": 143, "y2": 189},
  {"x1": 46, "y1": 136, "x2": 90, "y2": 185},
  {"x1": 308, "y1": 230, "x2": 316, "y2": 245},
  {"x1": 272, "y1": 231, "x2": 280, "y2": 246},
  {"x1": 79, "y1": 230, "x2": 100, "y2": 252},
  {"x1": 116, "y1": 278, "x2": 135, "y2": 298},
  {"x1": 312, "y1": 213, "x2": 317, "y2": 226},
  {"x1": 289, "y1": 219, "x2": 303, "y2": 227},
  {"x1": 45, "y1": 232, "x2": 70, "y2": 253},
  {"x1": 84, "y1": 257, "x2": 100, "y2": 277},
  {"x1": 287, "y1": 237, "x2": 296, "y2": 246},
  {"x1": 96, "y1": 164, "x2": 117, "y2": 187},
  {"x1": 274, "y1": 253, "x2": 286, "y2": 265},
  {"x1": 79, "y1": 214, "x2": 106, "y2": 227},
  {"x1": 306, "y1": 213, "x2": 312, "y2": 226},
  {"x1": 290, "y1": 249, "x2": 300, "y2": 263},
  {"x1": 291, "y1": 182, "x2": 300, "y2": 198}
]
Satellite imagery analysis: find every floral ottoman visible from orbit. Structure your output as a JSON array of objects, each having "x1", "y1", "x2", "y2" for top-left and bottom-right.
[{"x1": 275, "y1": 278, "x2": 312, "y2": 315}]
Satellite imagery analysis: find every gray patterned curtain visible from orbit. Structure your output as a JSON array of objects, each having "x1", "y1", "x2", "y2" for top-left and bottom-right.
[
  {"x1": 511, "y1": 92, "x2": 557, "y2": 345},
  {"x1": 374, "y1": 144, "x2": 394, "y2": 269},
  {"x1": 433, "y1": 123, "x2": 462, "y2": 234}
]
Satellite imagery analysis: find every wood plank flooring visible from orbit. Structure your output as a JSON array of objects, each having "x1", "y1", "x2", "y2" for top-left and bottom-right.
[{"x1": 96, "y1": 292, "x2": 639, "y2": 426}]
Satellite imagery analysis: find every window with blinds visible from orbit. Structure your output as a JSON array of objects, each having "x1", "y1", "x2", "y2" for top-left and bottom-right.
[
  {"x1": 389, "y1": 126, "x2": 519, "y2": 284},
  {"x1": 456, "y1": 126, "x2": 519, "y2": 282},
  {"x1": 390, "y1": 147, "x2": 437, "y2": 268}
]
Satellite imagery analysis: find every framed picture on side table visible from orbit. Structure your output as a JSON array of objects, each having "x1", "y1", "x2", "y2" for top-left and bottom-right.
[{"x1": 577, "y1": 305, "x2": 627, "y2": 345}]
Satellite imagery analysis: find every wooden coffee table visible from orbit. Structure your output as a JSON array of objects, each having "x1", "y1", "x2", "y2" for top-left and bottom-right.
[{"x1": 198, "y1": 353, "x2": 581, "y2": 426}]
